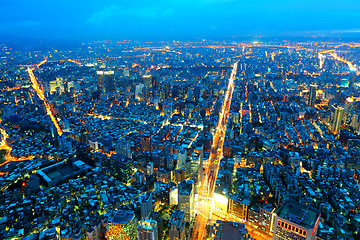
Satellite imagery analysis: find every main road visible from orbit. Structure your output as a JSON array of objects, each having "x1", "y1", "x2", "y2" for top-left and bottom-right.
[
  {"x1": 191, "y1": 62, "x2": 238, "y2": 240},
  {"x1": 27, "y1": 66, "x2": 63, "y2": 136}
]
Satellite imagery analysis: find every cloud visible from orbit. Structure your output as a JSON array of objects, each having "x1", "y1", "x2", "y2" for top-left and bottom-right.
[
  {"x1": 86, "y1": 4, "x2": 174, "y2": 26},
  {"x1": 86, "y1": 5, "x2": 123, "y2": 25}
]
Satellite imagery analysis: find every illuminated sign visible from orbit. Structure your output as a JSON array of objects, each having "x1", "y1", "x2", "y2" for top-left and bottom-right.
[
  {"x1": 312, "y1": 215, "x2": 321, "y2": 237},
  {"x1": 97, "y1": 71, "x2": 114, "y2": 75}
]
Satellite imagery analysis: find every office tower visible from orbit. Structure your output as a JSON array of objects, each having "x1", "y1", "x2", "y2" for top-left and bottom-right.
[
  {"x1": 123, "y1": 68, "x2": 130, "y2": 77},
  {"x1": 97, "y1": 70, "x2": 115, "y2": 93},
  {"x1": 272, "y1": 201, "x2": 321, "y2": 240},
  {"x1": 106, "y1": 210, "x2": 137, "y2": 240},
  {"x1": 332, "y1": 106, "x2": 343, "y2": 134},
  {"x1": 115, "y1": 140, "x2": 132, "y2": 159},
  {"x1": 136, "y1": 83, "x2": 145, "y2": 100},
  {"x1": 349, "y1": 70, "x2": 356, "y2": 89},
  {"x1": 308, "y1": 84, "x2": 317, "y2": 107},
  {"x1": 259, "y1": 204, "x2": 276, "y2": 233},
  {"x1": 138, "y1": 219, "x2": 158, "y2": 240},
  {"x1": 48, "y1": 77, "x2": 65, "y2": 94},
  {"x1": 209, "y1": 221, "x2": 254, "y2": 240},
  {"x1": 169, "y1": 210, "x2": 186, "y2": 240},
  {"x1": 177, "y1": 148, "x2": 187, "y2": 169},
  {"x1": 351, "y1": 112, "x2": 360, "y2": 132},
  {"x1": 140, "y1": 192, "x2": 153, "y2": 219},
  {"x1": 228, "y1": 195, "x2": 251, "y2": 220},
  {"x1": 178, "y1": 180, "x2": 194, "y2": 222},
  {"x1": 103, "y1": 155, "x2": 134, "y2": 184},
  {"x1": 343, "y1": 97, "x2": 354, "y2": 124},
  {"x1": 143, "y1": 74, "x2": 152, "y2": 89}
]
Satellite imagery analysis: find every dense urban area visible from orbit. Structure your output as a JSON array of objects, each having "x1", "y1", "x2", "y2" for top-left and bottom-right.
[{"x1": 1, "y1": 39, "x2": 360, "y2": 240}]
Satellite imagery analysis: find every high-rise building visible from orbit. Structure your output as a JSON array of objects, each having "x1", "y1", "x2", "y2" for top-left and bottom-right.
[
  {"x1": 140, "y1": 192, "x2": 153, "y2": 219},
  {"x1": 106, "y1": 210, "x2": 137, "y2": 240},
  {"x1": 259, "y1": 204, "x2": 276, "y2": 234},
  {"x1": 138, "y1": 219, "x2": 158, "y2": 240},
  {"x1": 331, "y1": 106, "x2": 343, "y2": 134},
  {"x1": 308, "y1": 84, "x2": 317, "y2": 107},
  {"x1": 143, "y1": 75, "x2": 152, "y2": 89},
  {"x1": 97, "y1": 70, "x2": 115, "y2": 93},
  {"x1": 115, "y1": 140, "x2": 132, "y2": 159},
  {"x1": 228, "y1": 195, "x2": 251, "y2": 220},
  {"x1": 272, "y1": 201, "x2": 321, "y2": 240},
  {"x1": 351, "y1": 112, "x2": 360, "y2": 132},
  {"x1": 343, "y1": 97, "x2": 354, "y2": 124},
  {"x1": 47, "y1": 77, "x2": 65, "y2": 95},
  {"x1": 169, "y1": 210, "x2": 186, "y2": 240},
  {"x1": 178, "y1": 180, "x2": 194, "y2": 222}
]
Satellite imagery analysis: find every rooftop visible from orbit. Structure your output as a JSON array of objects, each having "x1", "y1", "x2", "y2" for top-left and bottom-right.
[
  {"x1": 169, "y1": 210, "x2": 185, "y2": 228},
  {"x1": 110, "y1": 210, "x2": 135, "y2": 225},
  {"x1": 277, "y1": 200, "x2": 320, "y2": 229}
]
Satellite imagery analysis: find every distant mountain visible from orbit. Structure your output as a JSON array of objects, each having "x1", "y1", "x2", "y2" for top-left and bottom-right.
[{"x1": 3, "y1": 38, "x2": 81, "y2": 51}]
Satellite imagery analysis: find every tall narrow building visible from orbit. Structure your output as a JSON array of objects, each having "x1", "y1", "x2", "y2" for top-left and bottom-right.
[
  {"x1": 97, "y1": 70, "x2": 115, "y2": 93},
  {"x1": 169, "y1": 210, "x2": 186, "y2": 240},
  {"x1": 178, "y1": 180, "x2": 194, "y2": 222},
  {"x1": 343, "y1": 97, "x2": 354, "y2": 124},
  {"x1": 308, "y1": 84, "x2": 317, "y2": 107},
  {"x1": 332, "y1": 106, "x2": 343, "y2": 134}
]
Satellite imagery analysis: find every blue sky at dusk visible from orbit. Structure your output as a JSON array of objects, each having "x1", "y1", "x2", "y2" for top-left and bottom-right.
[{"x1": 1, "y1": 0, "x2": 360, "y2": 40}]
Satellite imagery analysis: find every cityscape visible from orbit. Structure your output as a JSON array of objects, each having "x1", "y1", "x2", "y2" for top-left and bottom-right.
[
  {"x1": 1, "y1": 1, "x2": 360, "y2": 240},
  {"x1": 1, "y1": 39, "x2": 360, "y2": 240}
]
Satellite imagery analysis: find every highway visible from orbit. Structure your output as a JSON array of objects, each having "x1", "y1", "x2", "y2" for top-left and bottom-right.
[{"x1": 191, "y1": 62, "x2": 238, "y2": 240}]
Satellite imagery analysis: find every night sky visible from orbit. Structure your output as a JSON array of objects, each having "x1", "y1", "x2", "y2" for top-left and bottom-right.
[{"x1": 1, "y1": 0, "x2": 360, "y2": 41}]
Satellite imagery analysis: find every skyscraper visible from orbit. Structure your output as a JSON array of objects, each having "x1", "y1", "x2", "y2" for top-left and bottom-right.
[
  {"x1": 169, "y1": 210, "x2": 186, "y2": 240},
  {"x1": 138, "y1": 219, "x2": 158, "y2": 240},
  {"x1": 106, "y1": 210, "x2": 137, "y2": 240},
  {"x1": 332, "y1": 106, "x2": 343, "y2": 134},
  {"x1": 143, "y1": 74, "x2": 152, "y2": 89},
  {"x1": 272, "y1": 201, "x2": 321, "y2": 240},
  {"x1": 308, "y1": 84, "x2": 317, "y2": 107},
  {"x1": 178, "y1": 180, "x2": 194, "y2": 222},
  {"x1": 97, "y1": 70, "x2": 115, "y2": 93},
  {"x1": 343, "y1": 97, "x2": 354, "y2": 124},
  {"x1": 140, "y1": 192, "x2": 153, "y2": 219}
]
